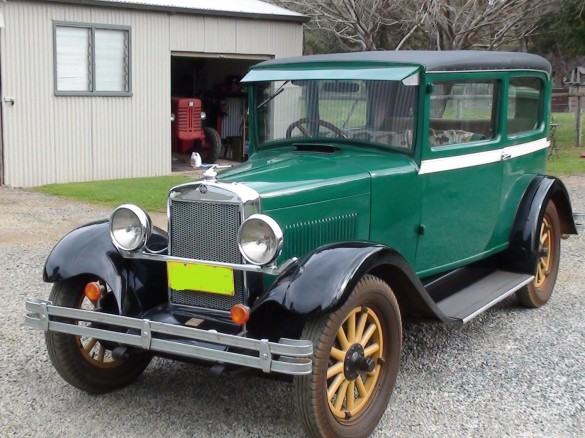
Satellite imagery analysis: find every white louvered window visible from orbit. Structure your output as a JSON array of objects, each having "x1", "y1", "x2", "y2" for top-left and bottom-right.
[
  {"x1": 55, "y1": 27, "x2": 91, "y2": 91},
  {"x1": 55, "y1": 23, "x2": 130, "y2": 95}
]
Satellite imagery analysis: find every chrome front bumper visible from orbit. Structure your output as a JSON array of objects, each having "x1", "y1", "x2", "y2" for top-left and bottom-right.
[{"x1": 25, "y1": 298, "x2": 313, "y2": 376}]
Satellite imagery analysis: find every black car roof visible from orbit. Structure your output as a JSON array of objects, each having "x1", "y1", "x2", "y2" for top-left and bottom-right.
[{"x1": 254, "y1": 50, "x2": 551, "y2": 74}]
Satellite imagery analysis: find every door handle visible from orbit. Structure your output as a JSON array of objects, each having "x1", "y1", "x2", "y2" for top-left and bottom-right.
[{"x1": 501, "y1": 151, "x2": 512, "y2": 160}]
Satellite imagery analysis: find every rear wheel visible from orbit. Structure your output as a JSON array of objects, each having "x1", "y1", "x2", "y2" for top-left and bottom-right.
[
  {"x1": 294, "y1": 275, "x2": 402, "y2": 438},
  {"x1": 516, "y1": 201, "x2": 561, "y2": 308},
  {"x1": 45, "y1": 276, "x2": 151, "y2": 394}
]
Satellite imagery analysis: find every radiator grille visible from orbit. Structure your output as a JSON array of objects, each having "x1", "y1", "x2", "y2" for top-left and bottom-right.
[
  {"x1": 177, "y1": 104, "x2": 201, "y2": 134},
  {"x1": 169, "y1": 199, "x2": 244, "y2": 312}
]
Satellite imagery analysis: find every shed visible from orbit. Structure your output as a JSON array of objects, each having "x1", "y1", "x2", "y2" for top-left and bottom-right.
[{"x1": 0, "y1": 0, "x2": 306, "y2": 187}]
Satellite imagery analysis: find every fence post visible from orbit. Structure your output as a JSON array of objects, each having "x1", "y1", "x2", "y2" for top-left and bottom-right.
[{"x1": 577, "y1": 96, "x2": 583, "y2": 146}]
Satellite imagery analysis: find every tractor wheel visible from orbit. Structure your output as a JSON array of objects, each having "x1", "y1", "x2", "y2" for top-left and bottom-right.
[
  {"x1": 294, "y1": 275, "x2": 402, "y2": 438},
  {"x1": 198, "y1": 127, "x2": 222, "y2": 164}
]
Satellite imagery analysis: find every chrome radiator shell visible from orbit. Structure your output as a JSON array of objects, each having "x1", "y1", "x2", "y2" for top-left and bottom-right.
[{"x1": 167, "y1": 181, "x2": 260, "y2": 313}]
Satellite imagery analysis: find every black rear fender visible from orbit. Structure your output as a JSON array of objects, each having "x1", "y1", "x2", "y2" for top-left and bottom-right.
[
  {"x1": 503, "y1": 175, "x2": 577, "y2": 274},
  {"x1": 43, "y1": 221, "x2": 168, "y2": 315}
]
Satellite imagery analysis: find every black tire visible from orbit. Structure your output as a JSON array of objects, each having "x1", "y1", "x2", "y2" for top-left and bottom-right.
[
  {"x1": 45, "y1": 276, "x2": 151, "y2": 394},
  {"x1": 516, "y1": 201, "x2": 561, "y2": 308},
  {"x1": 197, "y1": 127, "x2": 222, "y2": 164},
  {"x1": 294, "y1": 275, "x2": 402, "y2": 438}
]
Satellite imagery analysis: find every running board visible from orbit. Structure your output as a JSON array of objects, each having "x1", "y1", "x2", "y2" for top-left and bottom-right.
[{"x1": 436, "y1": 271, "x2": 534, "y2": 324}]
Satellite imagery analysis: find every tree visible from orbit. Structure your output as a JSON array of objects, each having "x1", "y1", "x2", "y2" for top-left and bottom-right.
[
  {"x1": 269, "y1": 0, "x2": 558, "y2": 53},
  {"x1": 393, "y1": 0, "x2": 558, "y2": 50},
  {"x1": 528, "y1": 0, "x2": 585, "y2": 84},
  {"x1": 270, "y1": 0, "x2": 404, "y2": 51}
]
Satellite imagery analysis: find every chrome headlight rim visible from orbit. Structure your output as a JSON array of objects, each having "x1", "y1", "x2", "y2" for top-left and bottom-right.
[
  {"x1": 237, "y1": 214, "x2": 284, "y2": 266},
  {"x1": 109, "y1": 204, "x2": 152, "y2": 252}
]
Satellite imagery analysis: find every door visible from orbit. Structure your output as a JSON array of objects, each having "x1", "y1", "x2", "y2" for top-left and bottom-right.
[{"x1": 415, "y1": 79, "x2": 503, "y2": 275}]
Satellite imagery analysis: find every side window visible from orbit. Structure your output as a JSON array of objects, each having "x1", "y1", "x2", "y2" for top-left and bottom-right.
[
  {"x1": 507, "y1": 78, "x2": 543, "y2": 135},
  {"x1": 429, "y1": 81, "x2": 496, "y2": 147}
]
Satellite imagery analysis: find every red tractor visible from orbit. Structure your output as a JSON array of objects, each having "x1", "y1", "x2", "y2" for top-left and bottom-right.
[{"x1": 171, "y1": 97, "x2": 222, "y2": 163}]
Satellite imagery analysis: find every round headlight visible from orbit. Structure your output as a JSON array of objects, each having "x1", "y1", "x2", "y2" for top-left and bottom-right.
[
  {"x1": 109, "y1": 204, "x2": 152, "y2": 252},
  {"x1": 238, "y1": 214, "x2": 283, "y2": 266}
]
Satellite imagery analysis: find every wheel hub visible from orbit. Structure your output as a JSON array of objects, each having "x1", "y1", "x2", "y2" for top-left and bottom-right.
[{"x1": 343, "y1": 343, "x2": 375, "y2": 381}]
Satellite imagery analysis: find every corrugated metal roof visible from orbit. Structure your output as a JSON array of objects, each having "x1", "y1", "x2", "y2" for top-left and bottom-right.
[{"x1": 45, "y1": 0, "x2": 308, "y2": 22}]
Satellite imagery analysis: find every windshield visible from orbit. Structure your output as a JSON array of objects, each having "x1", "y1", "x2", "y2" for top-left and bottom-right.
[{"x1": 254, "y1": 79, "x2": 417, "y2": 150}]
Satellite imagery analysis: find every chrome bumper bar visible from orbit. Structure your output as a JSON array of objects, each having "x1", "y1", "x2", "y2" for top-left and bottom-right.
[
  {"x1": 124, "y1": 251, "x2": 298, "y2": 276},
  {"x1": 575, "y1": 212, "x2": 584, "y2": 233},
  {"x1": 25, "y1": 298, "x2": 313, "y2": 376}
]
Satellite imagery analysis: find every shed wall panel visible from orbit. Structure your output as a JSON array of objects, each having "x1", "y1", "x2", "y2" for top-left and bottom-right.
[
  {"x1": 170, "y1": 16, "x2": 302, "y2": 59},
  {"x1": 2, "y1": 2, "x2": 170, "y2": 186},
  {"x1": 1, "y1": 1, "x2": 56, "y2": 187},
  {"x1": 235, "y1": 20, "x2": 304, "y2": 56},
  {"x1": 272, "y1": 22, "x2": 303, "y2": 58},
  {"x1": 169, "y1": 15, "x2": 206, "y2": 52},
  {"x1": 202, "y1": 16, "x2": 237, "y2": 53},
  {"x1": 90, "y1": 8, "x2": 170, "y2": 181},
  {"x1": 1, "y1": 2, "x2": 302, "y2": 186}
]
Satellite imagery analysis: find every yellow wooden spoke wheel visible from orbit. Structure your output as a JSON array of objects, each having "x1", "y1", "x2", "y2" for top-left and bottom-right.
[
  {"x1": 45, "y1": 276, "x2": 152, "y2": 393},
  {"x1": 76, "y1": 295, "x2": 124, "y2": 369},
  {"x1": 517, "y1": 201, "x2": 561, "y2": 308},
  {"x1": 326, "y1": 306, "x2": 384, "y2": 419},
  {"x1": 294, "y1": 275, "x2": 402, "y2": 438},
  {"x1": 534, "y1": 216, "x2": 552, "y2": 288}
]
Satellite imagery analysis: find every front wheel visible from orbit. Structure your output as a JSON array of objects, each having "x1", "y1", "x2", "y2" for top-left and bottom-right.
[
  {"x1": 294, "y1": 275, "x2": 402, "y2": 438},
  {"x1": 45, "y1": 276, "x2": 151, "y2": 394},
  {"x1": 516, "y1": 201, "x2": 561, "y2": 308}
]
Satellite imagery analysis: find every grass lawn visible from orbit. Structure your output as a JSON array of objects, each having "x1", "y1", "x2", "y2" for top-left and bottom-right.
[
  {"x1": 34, "y1": 175, "x2": 191, "y2": 212},
  {"x1": 547, "y1": 112, "x2": 585, "y2": 176}
]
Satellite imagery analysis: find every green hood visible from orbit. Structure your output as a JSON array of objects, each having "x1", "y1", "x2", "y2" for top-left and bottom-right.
[{"x1": 218, "y1": 148, "x2": 372, "y2": 210}]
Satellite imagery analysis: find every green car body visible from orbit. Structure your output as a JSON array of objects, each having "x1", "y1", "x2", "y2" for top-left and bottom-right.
[
  {"x1": 226, "y1": 52, "x2": 553, "y2": 277},
  {"x1": 27, "y1": 51, "x2": 581, "y2": 438}
]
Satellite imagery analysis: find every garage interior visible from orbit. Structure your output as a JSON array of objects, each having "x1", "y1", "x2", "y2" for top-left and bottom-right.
[{"x1": 170, "y1": 54, "x2": 266, "y2": 169}]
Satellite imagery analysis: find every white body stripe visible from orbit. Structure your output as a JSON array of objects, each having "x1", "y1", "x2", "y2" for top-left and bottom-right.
[{"x1": 419, "y1": 138, "x2": 549, "y2": 175}]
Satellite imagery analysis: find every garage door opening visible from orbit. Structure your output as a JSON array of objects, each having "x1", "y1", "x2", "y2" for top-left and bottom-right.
[{"x1": 170, "y1": 53, "x2": 268, "y2": 169}]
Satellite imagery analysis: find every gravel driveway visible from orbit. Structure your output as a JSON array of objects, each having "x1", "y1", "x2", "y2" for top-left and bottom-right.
[{"x1": 1, "y1": 177, "x2": 584, "y2": 438}]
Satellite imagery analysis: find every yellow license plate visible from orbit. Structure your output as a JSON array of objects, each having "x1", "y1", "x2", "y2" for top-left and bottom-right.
[{"x1": 167, "y1": 261, "x2": 235, "y2": 296}]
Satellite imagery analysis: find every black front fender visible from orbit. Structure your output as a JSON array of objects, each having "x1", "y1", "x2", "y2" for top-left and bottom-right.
[
  {"x1": 252, "y1": 242, "x2": 436, "y2": 317},
  {"x1": 43, "y1": 220, "x2": 168, "y2": 315}
]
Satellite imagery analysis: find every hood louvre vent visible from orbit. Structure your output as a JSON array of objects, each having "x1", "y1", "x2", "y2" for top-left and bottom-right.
[{"x1": 281, "y1": 213, "x2": 358, "y2": 260}]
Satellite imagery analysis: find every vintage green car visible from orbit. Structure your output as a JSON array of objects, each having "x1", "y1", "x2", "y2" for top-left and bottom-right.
[{"x1": 26, "y1": 51, "x2": 582, "y2": 438}]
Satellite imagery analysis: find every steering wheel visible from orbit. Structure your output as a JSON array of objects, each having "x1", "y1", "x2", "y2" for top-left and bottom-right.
[{"x1": 285, "y1": 118, "x2": 349, "y2": 139}]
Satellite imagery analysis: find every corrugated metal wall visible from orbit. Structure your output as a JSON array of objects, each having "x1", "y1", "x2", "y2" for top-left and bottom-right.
[{"x1": 0, "y1": 1, "x2": 303, "y2": 187}]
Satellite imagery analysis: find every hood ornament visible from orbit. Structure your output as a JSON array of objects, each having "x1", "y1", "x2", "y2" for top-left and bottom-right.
[
  {"x1": 203, "y1": 167, "x2": 217, "y2": 181},
  {"x1": 202, "y1": 164, "x2": 233, "y2": 181}
]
